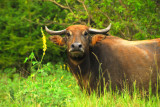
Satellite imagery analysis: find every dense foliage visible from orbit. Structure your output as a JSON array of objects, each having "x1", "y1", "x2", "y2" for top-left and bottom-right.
[
  {"x1": 0, "y1": 0, "x2": 67, "y2": 71},
  {"x1": 0, "y1": 0, "x2": 160, "y2": 72}
]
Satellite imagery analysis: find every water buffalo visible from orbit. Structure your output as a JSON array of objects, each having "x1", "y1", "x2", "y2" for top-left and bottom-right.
[{"x1": 45, "y1": 24, "x2": 160, "y2": 94}]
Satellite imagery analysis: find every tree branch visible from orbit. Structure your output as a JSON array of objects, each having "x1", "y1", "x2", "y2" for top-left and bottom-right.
[
  {"x1": 24, "y1": 17, "x2": 70, "y2": 26},
  {"x1": 47, "y1": 0, "x2": 84, "y2": 24},
  {"x1": 118, "y1": 0, "x2": 127, "y2": 9},
  {"x1": 47, "y1": 0, "x2": 69, "y2": 9},
  {"x1": 65, "y1": 0, "x2": 76, "y2": 18},
  {"x1": 77, "y1": 0, "x2": 90, "y2": 25},
  {"x1": 96, "y1": 7, "x2": 112, "y2": 22}
]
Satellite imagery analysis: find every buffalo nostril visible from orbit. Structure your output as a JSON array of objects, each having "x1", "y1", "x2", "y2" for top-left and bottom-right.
[
  {"x1": 71, "y1": 44, "x2": 75, "y2": 48},
  {"x1": 71, "y1": 43, "x2": 82, "y2": 50},
  {"x1": 79, "y1": 44, "x2": 82, "y2": 48}
]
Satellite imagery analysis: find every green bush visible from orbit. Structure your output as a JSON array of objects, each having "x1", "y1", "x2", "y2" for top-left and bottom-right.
[
  {"x1": 0, "y1": 0, "x2": 159, "y2": 73},
  {"x1": 0, "y1": 0, "x2": 68, "y2": 70}
]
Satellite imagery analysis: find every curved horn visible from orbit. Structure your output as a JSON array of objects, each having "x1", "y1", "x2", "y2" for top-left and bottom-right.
[
  {"x1": 45, "y1": 26, "x2": 66, "y2": 35},
  {"x1": 89, "y1": 23, "x2": 111, "y2": 34}
]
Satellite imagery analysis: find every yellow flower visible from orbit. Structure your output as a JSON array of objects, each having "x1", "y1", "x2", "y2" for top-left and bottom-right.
[
  {"x1": 41, "y1": 27, "x2": 47, "y2": 56},
  {"x1": 31, "y1": 74, "x2": 35, "y2": 78},
  {"x1": 61, "y1": 76, "x2": 64, "y2": 80},
  {"x1": 67, "y1": 66, "x2": 70, "y2": 71},
  {"x1": 64, "y1": 64, "x2": 66, "y2": 69},
  {"x1": 68, "y1": 84, "x2": 72, "y2": 88},
  {"x1": 53, "y1": 78, "x2": 56, "y2": 82},
  {"x1": 60, "y1": 65, "x2": 62, "y2": 70}
]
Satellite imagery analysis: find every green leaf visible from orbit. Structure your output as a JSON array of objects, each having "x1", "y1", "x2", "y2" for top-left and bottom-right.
[
  {"x1": 24, "y1": 57, "x2": 28, "y2": 63},
  {"x1": 29, "y1": 52, "x2": 35, "y2": 60},
  {"x1": 32, "y1": 61, "x2": 37, "y2": 65}
]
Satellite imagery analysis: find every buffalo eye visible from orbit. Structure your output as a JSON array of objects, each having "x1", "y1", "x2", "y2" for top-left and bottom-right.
[
  {"x1": 84, "y1": 31, "x2": 88, "y2": 36},
  {"x1": 66, "y1": 32, "x2": 71, "y2": 37}
]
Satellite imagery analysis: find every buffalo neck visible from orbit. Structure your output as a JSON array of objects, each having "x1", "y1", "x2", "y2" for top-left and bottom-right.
[
  {"x1": 68, "y1": 51, "x2": 91, "y2": 76},
  {"x1": 67, "y1": 48, "x2": 99, "y2": 91}
]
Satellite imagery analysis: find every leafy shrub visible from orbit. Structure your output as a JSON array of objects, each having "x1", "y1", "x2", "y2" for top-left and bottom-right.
[
  {"x1": 0, "y1": 0, "x2": 159, "y2": 74},
  {"x1": 0, "y1": 0, "x2": 67, "y2": 71}
]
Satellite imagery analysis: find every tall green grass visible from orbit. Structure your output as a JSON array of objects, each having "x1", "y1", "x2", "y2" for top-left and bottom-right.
[
  {"x1": 0, "y1": 64, "x2": 80, "y2": 106},
  {"x1": 0, "y1": 64, "x2": 160, "y2": 107}
]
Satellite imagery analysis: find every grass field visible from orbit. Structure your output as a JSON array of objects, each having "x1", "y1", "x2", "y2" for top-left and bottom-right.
[{"x1": 0, "y1": 63, "x2": 160, "y2": 107}]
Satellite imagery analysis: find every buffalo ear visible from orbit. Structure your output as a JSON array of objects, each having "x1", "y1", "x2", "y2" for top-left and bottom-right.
[
  {"x1": 91, "y1": 34, "x2": 106, "y2": 45},
  {"x1": 49, "y1": 35, "x2": 66, "y2": 46}
]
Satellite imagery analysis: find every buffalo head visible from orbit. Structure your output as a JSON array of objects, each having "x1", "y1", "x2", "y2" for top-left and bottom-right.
[{"x1": 45, "y1": 24, "x2": 111, "y2": 64}]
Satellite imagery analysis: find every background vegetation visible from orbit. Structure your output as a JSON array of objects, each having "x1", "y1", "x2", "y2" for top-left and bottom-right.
[
  {"x1": 0, "y1": 0, "x2": 160, "y2": 72},
  {"x1": 0, "y1": 0, "x2": 160, "y2": 106}
]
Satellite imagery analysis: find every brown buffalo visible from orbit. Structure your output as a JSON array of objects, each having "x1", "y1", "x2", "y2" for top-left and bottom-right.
[{"x1": 45, "y1": 24, "x2": 160, "y2": 94}]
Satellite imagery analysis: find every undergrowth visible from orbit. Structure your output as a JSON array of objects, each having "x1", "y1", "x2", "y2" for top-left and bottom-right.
[
  {"x1": 0, "y1": 65, "x2": 160, "y2": 107},
  {"x1": 0, "y1": 64, "x2": 80, "y2": 106}
]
